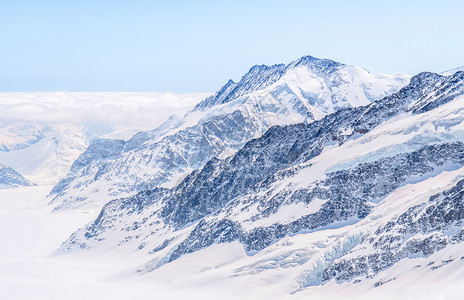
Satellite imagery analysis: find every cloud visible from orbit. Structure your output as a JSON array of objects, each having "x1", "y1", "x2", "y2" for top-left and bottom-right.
[{"x1": 0, "y1": 92, "x2": 210, "y2": 130}]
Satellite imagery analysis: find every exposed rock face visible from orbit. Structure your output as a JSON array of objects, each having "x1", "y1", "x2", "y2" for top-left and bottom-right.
[{"x1": 167, "y1": 142, "x2": 464, "y2": 261}]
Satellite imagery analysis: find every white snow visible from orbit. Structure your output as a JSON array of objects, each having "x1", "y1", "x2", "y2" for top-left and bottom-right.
[
  {"x1": 268, "y1": 64, "x2": 409, "y2": 120},
  {"x1": 0, "y1": 185, "x2": 227, "y2": 299},
  {"x1": 241, "y1": 200, "x2": 327, "y2": 230}
]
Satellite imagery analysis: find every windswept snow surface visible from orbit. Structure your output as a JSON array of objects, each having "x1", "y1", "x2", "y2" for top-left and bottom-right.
[
  {"x1": 1, "y1": 185, "x2": 463, "y2": 300},
  {"x1": 0, "y1": 186, "x2": 224, "y2": 300}
]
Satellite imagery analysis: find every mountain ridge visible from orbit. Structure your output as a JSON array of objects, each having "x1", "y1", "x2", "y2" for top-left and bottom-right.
[{"x1": 48, "y1": 55, "x2": 409, "y2": 211}]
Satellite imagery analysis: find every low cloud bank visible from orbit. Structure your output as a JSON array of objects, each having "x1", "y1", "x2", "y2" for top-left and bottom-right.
[{"x1": 0, "y1": 92, "x2": 210, "y2": 129}]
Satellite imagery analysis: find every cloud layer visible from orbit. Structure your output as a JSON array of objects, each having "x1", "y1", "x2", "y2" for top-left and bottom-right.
[{"x1": 0, "y1": 92, "x2": 210, "y2": 129}]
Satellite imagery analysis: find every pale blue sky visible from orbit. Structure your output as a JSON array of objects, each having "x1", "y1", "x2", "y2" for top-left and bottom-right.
[{"x1": 1, "y1": 0, "x2": 463, "y2": 92}]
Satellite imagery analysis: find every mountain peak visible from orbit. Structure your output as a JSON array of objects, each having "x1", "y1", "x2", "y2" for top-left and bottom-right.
[
  {"x1": 193, "y1": 55, "x2": 347, "y2": 111},
  {"x1": 291, "y1": 55, "x2": 343, "y2": 71},
  {"x1": 193, "y1": 55, "x2": 408, "y2": 112},
  {"x1": 193, "y1": 60, "x2": 287, "y2": 110}
]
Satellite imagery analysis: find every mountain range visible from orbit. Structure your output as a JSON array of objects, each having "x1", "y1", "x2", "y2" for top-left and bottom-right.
[
  {"x1": 60, "y1": 68, "x2": 464, "y2": 288},
  {"x1": 5, "y1": 55, "x2": 464, "y2": 298}
]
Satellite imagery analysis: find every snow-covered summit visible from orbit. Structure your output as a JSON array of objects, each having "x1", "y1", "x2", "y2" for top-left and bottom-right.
[
  {"x1": 195, "y1": 55, "x2": 409, "y2": 117},
  {"x1": 5, "y1": 57, "x2": 464, "y2": 298}
]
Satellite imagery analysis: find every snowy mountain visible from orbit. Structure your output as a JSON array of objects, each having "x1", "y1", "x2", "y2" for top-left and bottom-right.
[
  {"x1": 0, "y1": 162, "x2": 33, "y2": 188},
  {"x1": 0, "y1": 92, "x2": 207, "y2": 184},
  {"x1": 48, "y1": 55, "x2": 409, "y2": 210},
  {"x1": 0, "y1": 121, "x2": 46, "y2": 152},
  {"x1": 441, "y1": 66, "x2": 464, "y2": 76},
  {"x1": 57, "y1": 69, "x2": 464, "y2": 296},
  {"x1": 3, "y1": 55, "x2": 464, "y2": 298}
]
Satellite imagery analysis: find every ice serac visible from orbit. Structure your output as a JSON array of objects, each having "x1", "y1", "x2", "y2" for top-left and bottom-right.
[
  {"x1": 0, "y1": 162, "x2": 34, "y2": 188},
  {"x1": 59, "y1": 70, "x2": 464, "y2": 285},
  {"x1": 48, "y1": 55, "x2": 410, "y2": 210},
  {"x1": 321, "y1": 178, "x2": 464, "y2": 285}
]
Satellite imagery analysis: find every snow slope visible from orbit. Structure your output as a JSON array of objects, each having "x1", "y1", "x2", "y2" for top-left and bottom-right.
[{"x1": 0, "y1": 186, "x2": 179, "y2": 300}]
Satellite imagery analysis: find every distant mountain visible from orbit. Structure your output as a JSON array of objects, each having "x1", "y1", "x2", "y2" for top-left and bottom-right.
[
  {"x1": 0, "y1": 121, "x2": 46, "y2": 152},
  {"x1": 0, "y1": 162, "x2": 33, "y2": 188},
  {"x1": 0, "y1": 92, "x2": 207, "y2": 185},
  {"x1": 48, "y1": 55, "x2": 409, "y2": 210},
  {"x1": 441, "y1": 66, "x2": 464, "y2": 76}
]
